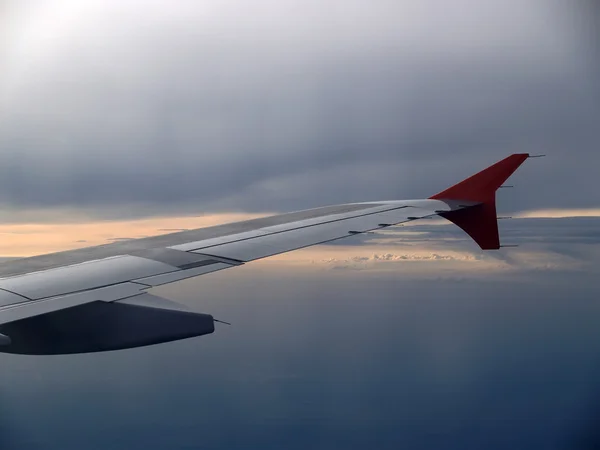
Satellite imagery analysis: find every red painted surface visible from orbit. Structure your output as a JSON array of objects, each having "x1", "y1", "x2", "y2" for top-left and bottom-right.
[
  {"x1": 430, "y1": 154, "x2": 530, "y2": 203},
  {"x1": 429, "y1": 154, "x2": 530, "y2": 250}
]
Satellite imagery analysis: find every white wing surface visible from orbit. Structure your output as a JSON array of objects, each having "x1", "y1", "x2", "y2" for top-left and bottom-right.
[{"x1": 0, "y1": 154, "x2": 531, "y2": 354}]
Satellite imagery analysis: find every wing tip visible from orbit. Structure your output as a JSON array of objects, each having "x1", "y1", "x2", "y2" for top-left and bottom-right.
[
  {"x1": 439, "y1": 203, "x2": 501, "y2": 250},
  {"x1": 431, "y1": 153, "x2": 531, "y2": 250},
  {"x1": 429, "y1": 153, "x2": 530, "y2": 203}
]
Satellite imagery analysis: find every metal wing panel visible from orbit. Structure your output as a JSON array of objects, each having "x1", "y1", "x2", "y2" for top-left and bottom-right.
[
  {"x1": 169, "y1": 203, "x2": 400, "y2": 252},
  {"x1": 191, "y1": 207, "x2": 437, "y2": 261},
  {"x1": 0, "y1": 256, "x2": 176, "y2": 300},
  {"x1": 132, "y1": 262, "x2": 234, "y2": 287},
  {"x1": 172, "y1": 201, "x2": 452, "y2": 254},
  {"x1": 0, "y1": 290, "x2": 29, "y2": 308}
]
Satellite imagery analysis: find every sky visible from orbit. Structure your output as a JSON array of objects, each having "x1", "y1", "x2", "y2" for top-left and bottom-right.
[
  {"x1": 0, "y1": 0, "x2": 599, "y2": 221},
  {"x1": 0, "y1": 1, "x2": 599, "y2": 449}
]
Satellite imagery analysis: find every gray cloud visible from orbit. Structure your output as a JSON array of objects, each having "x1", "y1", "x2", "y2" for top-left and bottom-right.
[
  {"x1": 319, "y1": 217, "x2": 600, "y2": 275},
  {"x1": 0, "y1": 1, "x2": 598, "y2": 219},
  {"x1": 328, "y1": 217, "x2": 600, "y2": 246}
]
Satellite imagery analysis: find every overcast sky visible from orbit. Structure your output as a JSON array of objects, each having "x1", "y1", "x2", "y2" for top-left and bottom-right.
[{"x1": 0, "y1": 0, "x2": 598, "y2": 220}]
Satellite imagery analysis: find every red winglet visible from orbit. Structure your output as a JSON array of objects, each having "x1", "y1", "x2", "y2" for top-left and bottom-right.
[{"x1": 429, "y1": 154, "x2": 529, "y2": 250}]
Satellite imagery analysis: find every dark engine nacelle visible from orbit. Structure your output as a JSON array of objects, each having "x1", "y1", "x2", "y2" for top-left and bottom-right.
[{"x1": 0, "y1": 299, "x2": 215, "y2": 355}]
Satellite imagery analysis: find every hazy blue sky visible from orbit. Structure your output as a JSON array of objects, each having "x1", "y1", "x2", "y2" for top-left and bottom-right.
[{"x1": 0, "y1": 1, "x2": 599, "y2": 449}]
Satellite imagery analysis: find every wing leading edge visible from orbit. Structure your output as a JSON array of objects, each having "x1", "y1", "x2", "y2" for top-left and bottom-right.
[{"x1": 0, "y1": 154, "x2": 532, "y2": 354}]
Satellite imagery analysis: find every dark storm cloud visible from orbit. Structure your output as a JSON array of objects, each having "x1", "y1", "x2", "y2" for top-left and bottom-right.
[{"x1": 0, "y1": 1, "x2": 598, "y2": 219}]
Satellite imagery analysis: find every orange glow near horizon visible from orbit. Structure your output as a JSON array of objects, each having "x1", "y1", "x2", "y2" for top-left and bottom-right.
[
  {"x1": 0, "y1": 213, "x2": 267, "y2": 257},
  {"x1": 0, "y1": 210, "x2": 594, "y2": 276},
  {"x1": 515, "y1": 208, "x2": 600, "y2": 219}
]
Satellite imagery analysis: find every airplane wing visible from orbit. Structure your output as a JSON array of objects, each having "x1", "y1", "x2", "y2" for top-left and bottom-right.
[{"x1": 0, "y1": 154, "x2": 531, "y2": 354}]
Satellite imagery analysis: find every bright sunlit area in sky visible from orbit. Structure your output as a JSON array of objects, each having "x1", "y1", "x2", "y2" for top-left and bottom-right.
[{"x1": 0, "y1": 1, "x2": 599, "y2": 449}]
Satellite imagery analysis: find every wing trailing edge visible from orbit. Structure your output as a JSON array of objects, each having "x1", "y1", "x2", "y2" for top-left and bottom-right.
[{"x1": 429, "y1": 154, "x2": 530, "y2": 250}]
